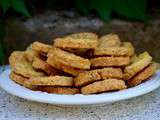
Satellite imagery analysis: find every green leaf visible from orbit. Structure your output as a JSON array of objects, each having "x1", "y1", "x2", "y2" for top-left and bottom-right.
[
  {"x1": 90, "y1": 0, "x2": 112, "y2": 21},
  {"x1": 74, "y1": 0, "x2": 89, "y2": 15},
  {"x1": 0, "y1": 21, "x2": 6, "y2": 64},
  {"x1": 112, "y1": 0, "x2": 147, "y2": 21},
  {"x1": 11, "y1": 0, "x2": 30, "y2": 17},
  {"x1": 0, "y1": 43, "x2": 5, "y2": 64},
  {"x1": 96, "y1": 8, "x2": 111, "y2": 22},
  {"x1": 0, "y1": 0, "x2": 11, "y2": 13}
]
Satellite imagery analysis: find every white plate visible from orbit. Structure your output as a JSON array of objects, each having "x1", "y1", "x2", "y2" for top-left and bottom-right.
[{"x1": 0, "y1": 69, "x2": 160, "y2": 106}]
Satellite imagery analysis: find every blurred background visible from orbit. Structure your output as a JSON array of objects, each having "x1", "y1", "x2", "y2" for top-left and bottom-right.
[{"x1": 0, "y1": 0, "x2": 160, "y2": 64}]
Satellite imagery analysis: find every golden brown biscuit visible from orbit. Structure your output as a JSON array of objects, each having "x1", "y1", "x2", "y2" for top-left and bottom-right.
[
  {"x1": 54, "y1": 32, "x2": 98, "y2": 49},
  {"x1": 32, "y1": 41, "x2": 52, "y2": 53},
  {"x1": 13, "y1": 62, "x2": 44, "y2": 78},
  {"x1": 124, "y1": 52, "x2": 152, "y2": 80},
  {"x1": 74, "y1": 68, "x2": 123, "y2": 86},
  {"x1": 10, "y1": 71, "x2": 35, "y2": 89},
  {"x1": 90, "y1": 56, "x2": 130, "y2": 67},
  {"x1": 9, "y1": 51, "x2": 26, "y2": 68},
  {"x1": 36, "y1": 86, "x2": 80, "y2": 94},
  {"x1": 130, "y1": 54, "x2": 137, "y2": 63},
  {"x1": 81, "y1": 79, "x2": 127, "y2": 94},
  {"x1": 94, "y1": 42, "x2": 134, "y2": 56},
  {"x1": 98, "y1": 33, "x2": 121, "y2": 48},
  {"x1": 9, "y1": 51, "x2": 44, "y2": 78},
  {"x1": 127, "y1": 63, "x2": 156, "y2": 87},
  {"x1": 27, "y1": 76, "x2": 74, "y2": 86},
  {"x1": 47, "y1": 48, "x2": 91, "y2": 69},
  {"x1": 32, "y1": 57, "x2": 61, "y2": 75},
  {"x1": 25, "y1": 45, "x2": 39, "y2": 62},
  {"x1": 8, "y1": 31, "x2": 157, "y2": 95},
  {"x1": 67, "y1": 32, "x2": 98, "y2": 39},
  {"x1": 47, "y1": 57, "x2": 84, "y2": 76}
]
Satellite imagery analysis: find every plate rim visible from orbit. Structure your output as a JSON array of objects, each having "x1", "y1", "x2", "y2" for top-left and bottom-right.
[{"x1": 0, "y1": 69, "x2": 160, "y2": 105}]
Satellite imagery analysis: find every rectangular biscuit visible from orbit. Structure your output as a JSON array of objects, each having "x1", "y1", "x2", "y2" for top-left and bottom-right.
[
  {"x1": 54, "y1": 32, "x2": 98, "y2": 49},
  {"x1": 90, "y1": 56, "x2": 130, "y2": 67},
  {"x1": 81, "y1": 79, "x2": 127, "y2": 94},
  {"x1": 127, "y1": 63, "x2": 156, "y2": 87},
  {"x1": 47, "y1": 56, "x2": 85, "y2": 76},
  {"x1": 9, "y1": 51, "x2": 44, "y2": 78},
  {"x1": 94, "y1": 42, "x2": 135, "y2": 56},
  {"x1": 25, "y1": 45, "x2": 39, "y2": 63},
  {"x1": 47, "y1": 48, "x2": 91, "y2": 69},
  {"x1": 36, "y1": 86, "x2": 80, "y2": 94},
  {"x1": 32, "y1": 41, "x2": 52, "y2": 53},
  {"x1": 10, "y1": 71, "x2": 35, "y2": 89},
  {"x1": 124, "y1": 52, "x2": 152, "y2": 80},
  {"x1": 98, "y1": 33, "x2": 121, "y2": 48},
  {"x1": 9, "y1": 51, "x2": 26, "y2": 68},
  {"x1": 74, "y1": 68, "x2": 123, "y2": 86},
  {"x1": 27, "y1": 76, "x2": 74, "y2": 86}
]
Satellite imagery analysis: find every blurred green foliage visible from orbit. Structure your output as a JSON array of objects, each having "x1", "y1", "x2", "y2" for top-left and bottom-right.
[
  {"x1": 0, "y1": 0, "x2": 30, "y2": 64},
  {"x1": 0, "y1": 0, "x2": 148, "y2": 21},
  {"x1": 0, "y1": 0, "x2": 30, "y2": 16},
  {"x1": 0, "y1": 20, "x2": 6, "y2": 64},
  {"x1": 0, "y1": 0, "x2": 150, "y2": 64},
  {"x1": 75, "y1": 0, "x2": 147, "y2": 21}
]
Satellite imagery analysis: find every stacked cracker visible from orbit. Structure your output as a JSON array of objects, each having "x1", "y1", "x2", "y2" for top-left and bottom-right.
[
  {"x1": 75, "y1": 34, "x2": 132, "y2": 94},
  {"x1": 9, "y1": 33, "x2": 157, "y2": 95}
]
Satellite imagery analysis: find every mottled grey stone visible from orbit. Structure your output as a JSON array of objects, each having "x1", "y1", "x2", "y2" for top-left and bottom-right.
[
  {"x1": 0, "y1": 86, "x2": 160, "y2": 120},
  {"x1": 4, "y1": 10, "x2": 160, "y2": 62}
]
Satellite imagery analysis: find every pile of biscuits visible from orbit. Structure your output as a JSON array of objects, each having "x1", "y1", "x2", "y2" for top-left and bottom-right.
[{"x1": 9, "y1": 32, "x2": 157, "y2": 95}]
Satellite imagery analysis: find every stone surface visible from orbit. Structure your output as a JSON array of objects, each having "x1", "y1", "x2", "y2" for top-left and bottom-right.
[
  {"x1": 4, "y1": 10, "x2": 160, "y2": 62},
  {"x1": 0, "y1": 66, "x2": 160, "y2": 120},
  {"x1": 4, "y1": 10, "x2": 103, "y2": 59},
  {"x1": 0, "y1": 84, "x2": 160, "y2": 120}
]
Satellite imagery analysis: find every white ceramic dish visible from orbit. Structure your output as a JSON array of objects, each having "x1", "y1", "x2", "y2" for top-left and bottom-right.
[{"x1": 0, "y1": 69, "x2": 160, "y2": 106}]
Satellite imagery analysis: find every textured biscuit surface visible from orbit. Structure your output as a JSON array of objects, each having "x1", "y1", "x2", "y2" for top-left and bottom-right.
[
  {"x1": 124, "y1": 52, "x2": 152, "y2": 80},
  {"x1": 10, "y1": 71, "x2": 34, "y2": 89},
  {"x1": 67, "y1": 32, "x2": 98, "y2": 39},
  {"x1": 98, "y1": 33, "x2": 121, "y2": 48},
  {"x1": 36, "y1": 86, "x2": 80, "y2": 94},
  {"x1": 81, "y1": 79, "x2": 127, "y2": 94},
  {"x1": 90, "y1": 56, "x2": 130, "y2": 67},
  {"x1": 25, "y1": 45, "x2": 39, "y2": 62},
  {"x1": 74, "y1": 68, "x2": 123, "y2": 86},
  {"x1": 47, "y1": 48, "x2": 91, "y2": 69},
  {"x1": 9, "y1": 51, "x2": 26, "y2": 67},
  {"x1": 32, "y1": 41, "x2": 52, "y2": 53},
  {"x1": 27, "y1": 76, "x2": 74, "y2": 86},
  {"x1": 127, "y1": 63, "x2": 156, "y2": 87},
  {"x1": 47, "y1": 57, "x2": 84, "y2": 76},
  {"x1": 32, "y1": 57, "x2": 60, "y2": 75},
  {"x1": 54, "y1": 32, "x2": 98, "y2": 49},
  {"x1": 94, "y1": 42, "x2": 134, "y2": 56},
  {"x1": 9, "y1": 51, "x2": 44, "y2": 78},
  {"x1": 8, "y1": 32, "x2": 157, "y2": 95},
  {"x1": 13, "y1": 62, "x2": 44, "y2": 78}
]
